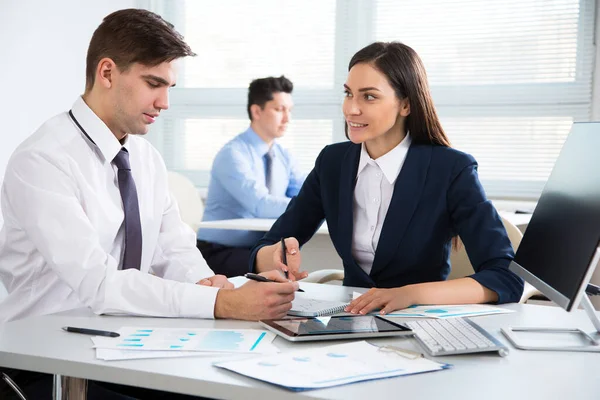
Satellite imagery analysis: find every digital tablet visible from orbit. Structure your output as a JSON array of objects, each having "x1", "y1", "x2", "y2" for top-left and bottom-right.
[{"x1": 258, "y1": 315, "x2": 413, "y2": 342}]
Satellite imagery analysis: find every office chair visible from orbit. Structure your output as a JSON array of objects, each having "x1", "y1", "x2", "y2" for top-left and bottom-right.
[
  {"x1": 1, "y1": 372, "x2": 27, "y2": 400},
  {"x1": 166, "y1": 171, "x2": 205, "y2": 232},
  {"x1": 302, "y1": 214, "x2": 542, "y2": 304},
  {"x1": 0, "y1": 219, "x2": 5, "y2": 302},
  {"x1": 0, "y1": 283, "x2": 7, "y2": 302}
]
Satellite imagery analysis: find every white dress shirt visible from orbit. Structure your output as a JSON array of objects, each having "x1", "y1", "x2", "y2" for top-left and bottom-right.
[
  {"x1": 0, "y1": 97, "x2": 219, "y2": 322},
  {"x1": 352, "y1": 134, "x2": 412, "y2": 275}
]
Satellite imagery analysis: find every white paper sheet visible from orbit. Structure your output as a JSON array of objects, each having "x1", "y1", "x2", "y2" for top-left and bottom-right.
[
  {"x1": 214, "y1": 340, "x2": 449, "y2": 391},
  {"x1": 228, "y1": 276, "x2": 249, "y2": 288},
  {"x1": 91, "y1": 327, "x2": 277, "y2": 353},
  {"x1": 351, "y1": 292, "x2": 514, "y2": 318},
  {"x1": 385, "y1": 304, "x2": 515, "y2": 319},
  {"x1": 95, "y1": 348, "x2": 233, "y2": 361}
]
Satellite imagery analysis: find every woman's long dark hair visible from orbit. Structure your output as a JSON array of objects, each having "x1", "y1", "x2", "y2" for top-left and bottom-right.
[
  {"x1": 348, "y1": 42, "x2": 460, "y2": 249},
  {"x1": 345, "y1": 42, "x2": 451, "y2": 147}
]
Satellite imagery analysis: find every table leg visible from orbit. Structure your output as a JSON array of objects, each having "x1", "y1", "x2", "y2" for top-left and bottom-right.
[
  {"x1": 53, "y1": 374, "x2": 62, "y2": 400},
  {"x1": 53, "y1": 375, "x2": 87, "y2": 400}
]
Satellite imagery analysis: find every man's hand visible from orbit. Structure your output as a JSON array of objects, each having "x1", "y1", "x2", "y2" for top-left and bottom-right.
[
  {"x1": 345, "y1": 287, "x2": 415, "y2": 315},
  {"x1": 197, "y1": 275, "x2": 234, "y2": 289},
  {"x1": 272, "y1": 237, "x2": 308, "y2": 281},
  {"x1": 259, "y1": 269, "x2": 290, "y2": 282},
  {"x1": 214, "y1": 278, "x2": 299, "y2": 321}
]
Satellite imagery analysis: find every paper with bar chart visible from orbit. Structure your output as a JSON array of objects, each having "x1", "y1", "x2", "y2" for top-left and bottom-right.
[
  {"x1": 91, "y1": 327, "x2": 277, "y2": 354},
  {"x1": 351, "y1": 292, "x2": 515, "y2": 319},
  {"x1": 214, "y1": 340, "x2": 449, "y2": 391}
]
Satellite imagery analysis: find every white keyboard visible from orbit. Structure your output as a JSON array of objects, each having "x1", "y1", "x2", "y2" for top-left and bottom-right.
[{"x1": 405, "y1": 317, "x2": 508, "y2": 357}]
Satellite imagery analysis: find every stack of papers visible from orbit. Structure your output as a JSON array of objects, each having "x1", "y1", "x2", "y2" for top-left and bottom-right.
[
  {"x1": 92, "y1": 327, "x2": 278, "y2": 361},
  {"x1": 214, "y1": 340, "x2": 449, "y2": 391}
]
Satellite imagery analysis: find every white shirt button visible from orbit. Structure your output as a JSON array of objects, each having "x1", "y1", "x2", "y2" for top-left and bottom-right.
[
  {"x1": 370, "y1": 226, "x2": 375, "y2": 231},
  {"x1": 376, "y1": 172, "x2": 382, "y2": 178}
]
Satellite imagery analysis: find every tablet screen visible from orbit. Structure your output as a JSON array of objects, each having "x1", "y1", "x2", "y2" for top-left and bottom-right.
[{"x1": 262, "y1": 315, "x2": 410, "y2": 337}]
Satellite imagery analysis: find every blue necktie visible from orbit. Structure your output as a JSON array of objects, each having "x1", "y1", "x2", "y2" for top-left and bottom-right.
[
  {"x1": 265, "y1": 150, "x2": 274, "y2": 194},
  {"x1": 113, "y1": 148, "x2": 143, "y2": 270}
]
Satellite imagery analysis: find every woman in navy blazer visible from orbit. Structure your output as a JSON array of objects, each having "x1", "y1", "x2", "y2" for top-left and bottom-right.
[{"x1": 249, "y1": 42, "x2": 524, "y2": 315}]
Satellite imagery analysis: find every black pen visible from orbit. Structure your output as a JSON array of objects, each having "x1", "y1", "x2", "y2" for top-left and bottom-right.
[
  {"x1": 245, "y1": 273, "x2": 305, "y2": 292},
  {"x1": 62, "y1": 326, "x2": 120, "y2": 338},
  {"x1": 280, "y1": 237, "x2": 289, "y2": 279}
]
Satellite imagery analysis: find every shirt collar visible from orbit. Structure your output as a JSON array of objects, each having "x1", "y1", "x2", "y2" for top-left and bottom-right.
[
  {"x1": 356, "y1": 133, "x2": 412, "y2": 185},
  {"x1": 243, "y1": 126, "x2": 272, "y2": 157},
  {"x1": 70, "y1": 96, "x2": 128, "y2": 163}
]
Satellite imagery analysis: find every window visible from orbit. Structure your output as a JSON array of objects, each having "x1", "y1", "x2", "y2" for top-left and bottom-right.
[{"x1": 147, "y1": 0, "x2": 595, "y2": 199}]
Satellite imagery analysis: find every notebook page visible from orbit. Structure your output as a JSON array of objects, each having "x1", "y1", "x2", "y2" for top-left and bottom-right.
[{"x1": 290, "y1": 295, "x2": 349, "y2": 317}]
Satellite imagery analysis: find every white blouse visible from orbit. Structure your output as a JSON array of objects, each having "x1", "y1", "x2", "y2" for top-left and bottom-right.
[{"x1": 352, "y1": 134, "x2": 412, "y2": 275}]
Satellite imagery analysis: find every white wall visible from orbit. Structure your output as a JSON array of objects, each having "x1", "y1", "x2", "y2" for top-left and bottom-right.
[
  {"x1": 0, "y1": 0, "x2": 137, "y2": 289},
  {"x1": 0, "y1": 0, "x2": 137, "y2": 189}
]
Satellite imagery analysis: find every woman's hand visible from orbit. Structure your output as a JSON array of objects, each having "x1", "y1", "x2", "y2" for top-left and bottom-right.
[
  {"x1": 345, "y1": 287, "x2": 415, "y2": 315},
  {"x1": 272, "y1": 237, "x2": 308, "y2": 281},
  {"x1": 258, "y1": 269, "x2": 290, "y2": 282}
]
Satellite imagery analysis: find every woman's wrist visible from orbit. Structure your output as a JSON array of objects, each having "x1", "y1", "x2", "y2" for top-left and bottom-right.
[
  {"x1": 400, "y1": 284, "x2": 421, "y2": 306},
  {"x1": 255, "y1": 244, "x2": 276, "y2": 273}
]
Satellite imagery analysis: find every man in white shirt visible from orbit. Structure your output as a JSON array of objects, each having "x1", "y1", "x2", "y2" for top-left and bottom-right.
[{"x1": 0, "y1": 8, "x2": 296, "y2": 400}]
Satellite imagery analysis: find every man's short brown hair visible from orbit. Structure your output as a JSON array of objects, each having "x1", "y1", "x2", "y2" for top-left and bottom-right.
[{"x1": 85, "y1": 8, "x2": 196, "y2": 92}]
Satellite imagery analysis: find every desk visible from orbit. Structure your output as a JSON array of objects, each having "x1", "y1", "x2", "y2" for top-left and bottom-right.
[
  {"x1": 0, "y1": 282, "x2": 598, "y2": 400},
  {"x1": 498, "y1": 211, "x2": 532, "y2": 232},
  {"x1": 197, "y1": 219, "x2": 329, "y2": 235},
  {"x1": 197, "y1": 212, "x2": 531, "y2": 274}
]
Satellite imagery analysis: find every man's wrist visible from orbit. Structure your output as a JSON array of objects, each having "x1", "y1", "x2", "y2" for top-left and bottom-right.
[{"x1": 214, "y1": 288, "x2": 236, "y2": 319}]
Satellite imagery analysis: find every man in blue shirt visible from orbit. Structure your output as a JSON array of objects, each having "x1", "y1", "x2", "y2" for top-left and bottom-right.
[{"x1": 197, "y1": 76, "x2": 306, "y2": 277}]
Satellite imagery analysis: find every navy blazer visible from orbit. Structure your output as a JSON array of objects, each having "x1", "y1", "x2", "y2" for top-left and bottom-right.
[{"x1": 249, "y1": 141, "x2": 524, "y2": 304}]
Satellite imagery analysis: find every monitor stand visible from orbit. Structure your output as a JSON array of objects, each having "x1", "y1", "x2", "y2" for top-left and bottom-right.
[{"x1": 501, "y1": 294, "x2": 600, "y2": 352}]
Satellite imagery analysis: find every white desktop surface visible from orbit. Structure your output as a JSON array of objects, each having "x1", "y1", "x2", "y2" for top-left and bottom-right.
[
  {"x1": 498, "y1": 211, "x2": 532, "y2": 230},
  {"x1": 196, "y1": 213, "x2": 531, "y2": 274},
  {"x1": 198, "y1": 219, "x2": 339, "y2": 272},
  {"x1": 0, "y1": 282, "x2": 598, "y2": 400},
  {"x1": 198, "y1": 218, "x2": 329, "y2": 235},
  {"x1": 197, "y1": 213, "x2": 530, "y2": 234}
]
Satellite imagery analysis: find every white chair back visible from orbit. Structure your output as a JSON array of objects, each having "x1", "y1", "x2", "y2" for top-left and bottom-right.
[
  {"x1": 166, "y1": 171, "x2": 204, "y2": 232},
  {"x1": 0, "y1": 283, "x2": 6, "y2": 301},
  {"x1": 0, "y1": 217, "x2": 5, "y2": 301}
]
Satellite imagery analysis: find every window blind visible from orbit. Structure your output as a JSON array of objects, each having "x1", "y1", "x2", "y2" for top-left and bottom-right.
[
  {"x1": 146, "y1": 0, "x2": 342, "y2": 187},
  {"x1": 146, "y1": 0, "x2": 595, "y2": 199},
  {"x1": 373, "y1": 0, "x2": 595, "y2": 198}
]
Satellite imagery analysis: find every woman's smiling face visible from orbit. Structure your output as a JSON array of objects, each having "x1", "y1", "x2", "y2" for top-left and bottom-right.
[{"x1": 343, "y1": 62, "x2": 410, "y2": 146}]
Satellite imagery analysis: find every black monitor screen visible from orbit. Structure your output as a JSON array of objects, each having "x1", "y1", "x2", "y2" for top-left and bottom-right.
[{"x1": 514, "y1": 123, "x2": 600, "y2": 309}]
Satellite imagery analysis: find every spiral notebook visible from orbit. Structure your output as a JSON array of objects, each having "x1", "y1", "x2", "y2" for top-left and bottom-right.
[{"x1": 289, "y1": 295, "x2": 350, "y2": 317}]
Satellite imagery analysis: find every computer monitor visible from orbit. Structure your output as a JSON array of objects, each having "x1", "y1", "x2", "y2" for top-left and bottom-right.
[{"x1": 504, "y1": 122, "x2": 600, "y2": 351}]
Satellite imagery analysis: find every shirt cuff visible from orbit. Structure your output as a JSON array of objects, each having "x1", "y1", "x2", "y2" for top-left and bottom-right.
[{"x1": 178, "y1": 284, "x2": 220, "y2": 319}]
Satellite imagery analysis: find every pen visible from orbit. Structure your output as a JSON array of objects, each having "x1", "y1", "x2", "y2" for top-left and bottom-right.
[
  {"x1": 244, "y1": 273, "x2": 305, "y2": 292},
  {"x1": 280, "y1": 237, "x2": 288, "y2": 279},
  {"x1": 62, "y1": 326, "x2": 120, "y2": 338}
]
